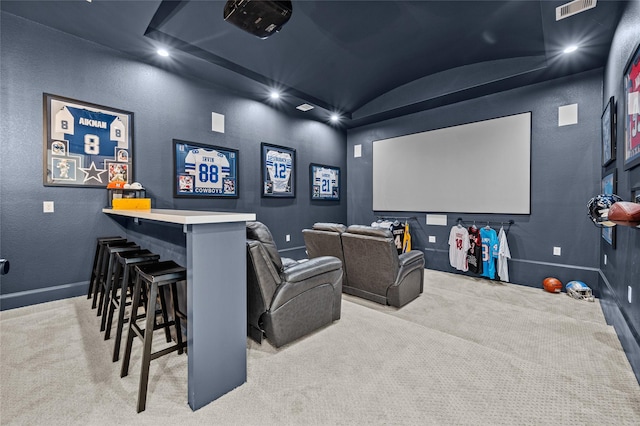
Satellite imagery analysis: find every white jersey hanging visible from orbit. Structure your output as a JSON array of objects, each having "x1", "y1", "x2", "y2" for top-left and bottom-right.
[
  {"x1": 497, "y1": 226, "x2": 511, "y2": 282},
  {"x1": 448, "y1": 225, "x2": 470, "y2": 272}
]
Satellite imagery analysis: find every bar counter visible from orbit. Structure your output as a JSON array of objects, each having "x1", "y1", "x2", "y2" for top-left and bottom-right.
[{"x1": 103, "y1": 208, "x2": 256, "y2": 410}]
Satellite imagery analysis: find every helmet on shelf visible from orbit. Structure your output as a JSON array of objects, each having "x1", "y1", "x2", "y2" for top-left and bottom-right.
[
  {"x1": 107, "y1": 180, "x2": 126, "y2": 189},
  {"x1": 587, "y1": 194, "x2": 622, "y2": 228},
  {"x1": 566, "y1": 281, "x2": 594, "y2": 302},
  {"x1": 542, "y1": 277, "x2": 563, "y2": 293}
]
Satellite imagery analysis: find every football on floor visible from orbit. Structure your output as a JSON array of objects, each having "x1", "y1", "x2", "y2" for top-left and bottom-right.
[{"x1": 542, "y1": 277, "x2": 562, "y2": 293}]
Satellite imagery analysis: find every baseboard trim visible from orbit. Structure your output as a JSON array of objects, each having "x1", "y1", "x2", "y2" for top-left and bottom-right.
[
  {"x1": 423, "y1": 248, "x2": 599, "y2": 273},
  {"x1": 599, "y1": 270, "x2": 640, "y2": 385},
  {"x1": 278, "y1": 245, "x2": 306, "y2": 253},
  {"x1": 0, "y1": 281, "x2": 89, "y2": 311}
]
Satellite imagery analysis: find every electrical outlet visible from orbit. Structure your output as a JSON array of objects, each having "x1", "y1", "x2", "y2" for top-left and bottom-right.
[
  {"x1": 629, "y1": 286, "x2": 633, "y2": 304},
  {"x1": 428, "y1": 236, "x2": 436, "y2": 243},
  {"x1": 553, "y1": 246, "x2": 561, "y2": 256},
  {"x1": 285, "y1": 234, "x2": 290, "y2": 242},
  {"x1": 43, "y1": 201, "x2": 54, "y2": 213}
]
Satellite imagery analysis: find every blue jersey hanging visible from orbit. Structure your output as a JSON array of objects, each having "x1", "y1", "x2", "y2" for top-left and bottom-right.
[{"x1": 480, "y1": 227, "x2": 499, "y2": 279}]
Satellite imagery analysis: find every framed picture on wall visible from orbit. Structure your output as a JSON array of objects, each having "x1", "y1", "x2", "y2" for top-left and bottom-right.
[
  {"x1": 261, "y1": 143, "x2": 296, "y2": 198},
  {"x1": 601, "y1": 169, "x2": 617, "y2": 248},
  {"x1": 43, "y1": 93, "x2": 134, "y2": 187},
  {"x1": 309, "y1": 163, "x2": 340, "y2": 201},
  {"x1": 632, "y1": 182, "x2": 640, "y2": 204},
  {"x1": 623, "y1": 43, "x2": 640, "y2": 170},
  {"x1": 173, "y1": 139, "x2": 239, "y2": 198},
  {"x1": 601, "y1": 96, "x2": 615, "y2": 167}
]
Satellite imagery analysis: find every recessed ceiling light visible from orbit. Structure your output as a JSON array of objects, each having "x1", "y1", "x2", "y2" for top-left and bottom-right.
[
  {"x1": 563, "y1": 45, "x2": 578, "y2": 54},
  {"x1": 157, "y1": 48, "x2": 170, "y2": 57},
  {"x1": 330, "y1": 114, "x2": 340, "y2": 122},
  {"x1": 296, "y1": 103, "x2": 314, "y2": 112},
  {"x1": 270, "y1": 91, "x2": 280, "y2": 100}
]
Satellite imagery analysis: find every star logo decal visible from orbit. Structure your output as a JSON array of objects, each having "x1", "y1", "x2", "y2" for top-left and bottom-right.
[{"x1": 79, "y1": 161, "x2": 107, "y2": 183}]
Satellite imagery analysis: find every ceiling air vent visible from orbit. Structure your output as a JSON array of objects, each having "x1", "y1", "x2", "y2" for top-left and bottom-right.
[{"x1": 556, "y1": 0, "x2": 597, "y2": 21}]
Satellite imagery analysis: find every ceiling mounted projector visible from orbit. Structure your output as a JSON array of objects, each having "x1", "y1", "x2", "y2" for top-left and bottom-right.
[{"x1": 223, "y1": 0, "x2": 293, "y2": 39}]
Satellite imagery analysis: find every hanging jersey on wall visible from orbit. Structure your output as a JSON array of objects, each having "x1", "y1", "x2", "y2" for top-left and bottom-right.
[
  {"x1": 480, "y1": 227, "x2": 499, "y2": 279},
  {"x1": 497, "y1": 227, "x2": 511, "y2": 282},
  {"x1": 391, "y1": 221, "x2": 405, "y2": 254},
  {"x1": 449, "y1": 225, "x2": 470, "y2": 272},
  {"x1": 184, "y1": 148, "x2": 231, "y2": 194},
  {"x1": 466, "y1": 226, "x2": 483, "y2": 274},
  {"x1": 402, "y1": 221, "x2": 412, "y2": 253}
]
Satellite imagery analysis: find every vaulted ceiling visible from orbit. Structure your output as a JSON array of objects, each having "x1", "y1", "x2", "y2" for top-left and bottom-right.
[{"x1": 1, "y1": 0, "x2": 626, "y2": 128}]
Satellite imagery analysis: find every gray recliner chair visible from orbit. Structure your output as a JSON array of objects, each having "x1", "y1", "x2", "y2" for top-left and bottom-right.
[
  {"x1": 246, "y1": 221, "x2": 343, "y2": 348},
  {"x1": 341, "y1": 225, "x2": 424, "y2": 308},
  {"x1": 302, "y1": 222, "x2": 348, "y2": 286}
]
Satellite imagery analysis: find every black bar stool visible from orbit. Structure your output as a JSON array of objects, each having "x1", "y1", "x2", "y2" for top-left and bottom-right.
[
  {"x1": 92, "y1": 240, "x2": 138, "y2": 310},
  {"x1": 105, "y1": 249, "x2": 161, "y2": 363},
  {"x1": 97, "y1": 244, "x2": 141, "y2": 332},
  {"x1": 120, "y1": 260, "x2": 187, "y2": 413},
  {"x1": 88, "y1": 237, "x2": 126, "y2": 299}
]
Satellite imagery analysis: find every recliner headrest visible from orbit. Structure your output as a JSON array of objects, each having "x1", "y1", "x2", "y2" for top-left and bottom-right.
[
  {"x1": 345, "y1": 225, "x2": 392, "y2": 238},
  {"x1": 247, "y1": 221, "x2": 283, "y2": 270},
  {"x1": 312, "y1": 223, "x2": 347, "y2": 233}
]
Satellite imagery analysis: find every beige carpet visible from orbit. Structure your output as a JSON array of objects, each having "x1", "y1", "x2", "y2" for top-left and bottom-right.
[{"x1": 1, "y1": 269, "x2": 639, "y2": 425}]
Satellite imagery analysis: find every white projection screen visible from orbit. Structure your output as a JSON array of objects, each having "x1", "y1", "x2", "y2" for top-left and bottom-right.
[{"x1": 373, "y1": 112, "x2": 531, "y2": 214}]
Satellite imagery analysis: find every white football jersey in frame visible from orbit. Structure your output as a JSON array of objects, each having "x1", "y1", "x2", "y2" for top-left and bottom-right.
[
  {"x1": 185, "y1": 148, "x2": 231, "y2": 191},
  {"x1": 265, "y1": 149, "x2": 292, "y2": 193}
]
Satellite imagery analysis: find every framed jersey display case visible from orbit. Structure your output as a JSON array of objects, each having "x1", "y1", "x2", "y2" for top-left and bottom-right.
[
  {"x1": 623, "y1": 42, "x2": 640, "y2": 171},
  {"x1": 43, "y1": 93, "x2": 134, "y2": 188},
  {"x1": 601, "y1": 96, "x2": 615, "y2": 167},
  {"x1": 602, "y1": 169, "x2": 617, "y2": 248},
  {"x1": 261, "y1": 143, "x2": 295, "y2": 198},
  {"x1": 173, "y1": 139, "x2": 239, "y2": 198},
  {"x1": 309, "y1": 163, "x2": 340, "y2": 201}
]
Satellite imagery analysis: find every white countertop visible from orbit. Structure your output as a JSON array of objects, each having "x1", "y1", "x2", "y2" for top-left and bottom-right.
[{"x1": 103, "y1": 208, "x2": 256, "y2": 225}]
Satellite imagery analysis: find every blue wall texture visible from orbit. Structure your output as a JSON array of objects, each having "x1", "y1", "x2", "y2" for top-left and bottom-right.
[
  {"x1": 0, "y1": 12, "x2": 347, "y2": 308},
  {"x1": 347, "y1": 70, "x2": 602, "y2": 288},
  {"x1": 599, "y1": 0, "x2": 640, "y2": 384},
  {"x1": 345, "y1": 1, "x2": 639, "y2": 382}
]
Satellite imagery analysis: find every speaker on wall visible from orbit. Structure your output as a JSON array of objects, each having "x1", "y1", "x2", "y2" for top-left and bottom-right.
[{"x1": 223, "y1": 0, "x2": 293, "y2": 39}]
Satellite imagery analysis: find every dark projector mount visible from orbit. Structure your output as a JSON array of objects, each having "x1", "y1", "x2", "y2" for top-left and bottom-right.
[{"x1": 223, "y1": 0, "x2": 293, "y2": 39}]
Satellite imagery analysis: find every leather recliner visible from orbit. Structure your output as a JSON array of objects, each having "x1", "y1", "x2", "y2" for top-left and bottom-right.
[
  {"x1": 340, "y1": 225, "x2": 424, "y2": 308},
  {"x1": 302, "y1": 222, "x2": 348, "y2": 286},
  {"x1": 246, "y1": 221, "x2": 343, "y2": 347}
]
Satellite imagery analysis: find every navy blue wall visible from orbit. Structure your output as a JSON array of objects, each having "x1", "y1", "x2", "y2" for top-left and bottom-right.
[
  {"x1": 347, "y1": 70, "x2": 602, "y2": 290},
  {"x1": 599, "y1": 0, "x2": 640, "y2": 383},
  {"x1": 0, "y1": 12, "x2": 346, "y2": 309},
  {"x1": 345, "y1": 1, "x2": 639, "y2": 382}
]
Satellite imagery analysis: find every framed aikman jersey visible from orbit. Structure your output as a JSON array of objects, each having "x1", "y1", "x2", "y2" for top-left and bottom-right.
[
  {"x1": 173, "y1": 139, "x2": 239, "y2": 198},
  {"x1": 310, "y1": 163, "x2": 340, "y2": 201},
  {"x1": 43, "y1": 93, "x2": 134, "y2": 188}
]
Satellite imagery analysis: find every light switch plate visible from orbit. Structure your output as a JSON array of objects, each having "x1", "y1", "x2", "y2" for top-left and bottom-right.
[{"x1": 43, "y1": 201, "x2": 54, "y2": 213}]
